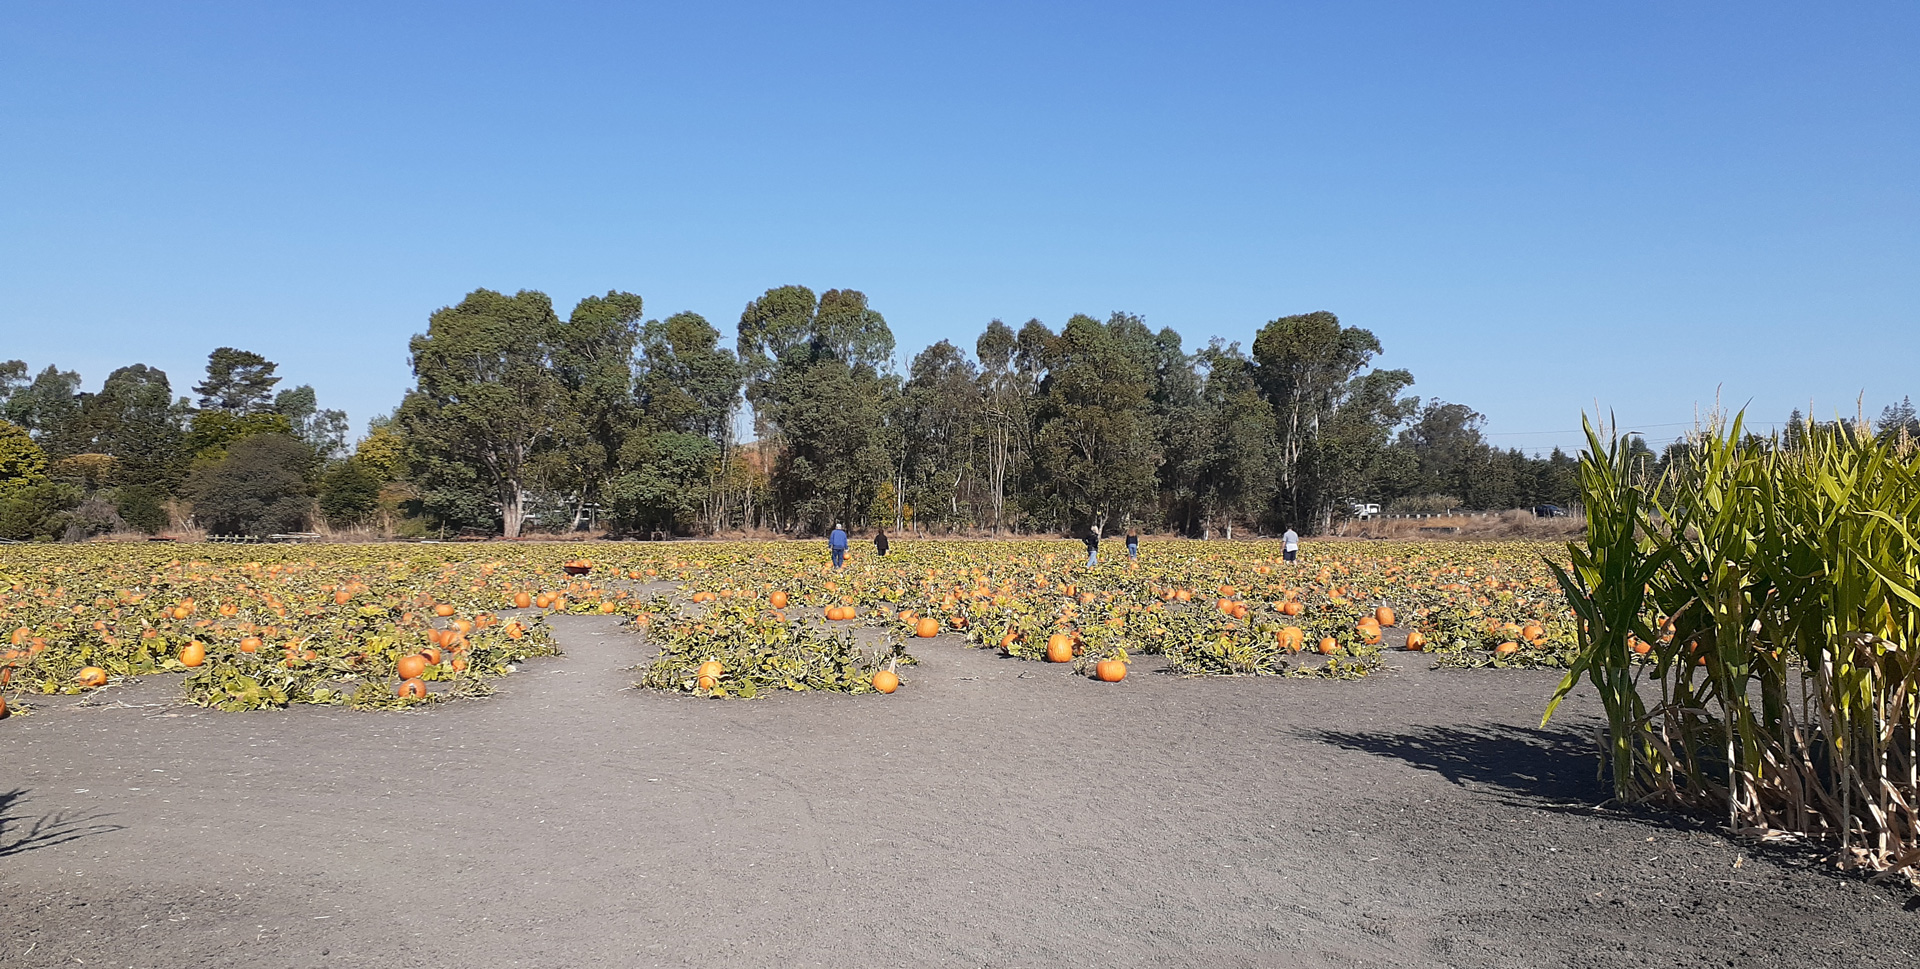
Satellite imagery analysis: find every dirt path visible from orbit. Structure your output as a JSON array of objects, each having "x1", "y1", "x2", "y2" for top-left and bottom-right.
[{"x1": 3, "y1": 619, "x2": 1915, "y2": 968}]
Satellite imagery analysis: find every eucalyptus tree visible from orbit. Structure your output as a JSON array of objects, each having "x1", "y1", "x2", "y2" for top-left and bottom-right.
[{"x1": 399, "y1": 288, "x2": 565, "y2": 538}]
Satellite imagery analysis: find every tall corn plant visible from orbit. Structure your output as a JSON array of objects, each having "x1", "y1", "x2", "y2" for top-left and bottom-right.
[{"x1": 1548, "y1": 414, "x2": 1920, "y2": 874}]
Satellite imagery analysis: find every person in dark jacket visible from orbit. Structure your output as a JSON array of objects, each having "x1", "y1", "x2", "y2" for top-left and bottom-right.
[
  {"x1": 1126, "y1": 528, "x2": 1139, "y2": 562},
  {"x1": 874, "y1": 529, "x2": 890, "y2": 556},
  {"x1": 1083, "y1": 524, "x2": 1102, "y2": 567},
  {"x1": 829, "y1": 523, "x2": 849, "y2": 570}
]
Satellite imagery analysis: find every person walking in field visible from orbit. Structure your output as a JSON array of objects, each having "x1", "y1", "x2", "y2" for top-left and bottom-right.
[
  {"x1": 1283, "y1": 526, "x2": 1299, "y2": 563},
  {"x1": 829, "y1": 522, "x2": 849, "y2": 570},
  {"x1": 1084, "y1": 523, "x2": 1102, "y2": 567},
  {"x1": 1126, "y1": 528, "x2": 1139, "y2": 562},
  {"x1": 874, "y1": 529, "x2": 890, "y2": 557}
]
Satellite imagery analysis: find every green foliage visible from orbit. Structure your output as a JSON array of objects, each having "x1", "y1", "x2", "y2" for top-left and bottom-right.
[
  {"x1": 1548, "y1": 414, "x2": 1920, "y2": 874},
  {"x1": 0, "y1": 418, "x2": 50, "y2": 495},
  {"x1": 399, "y1": 288, "x2": 566, "y2": 537},
  {"x1": 185, "y1": 409, "x2": 295, "y2": 464},
  {"x1": 608, "y1": 431, "x2": 719, "y2": 531},
  {"x1": 639, "y1": 601, "x2": 911, "y2": 698},
  {"x1": 273, "y1": 384, "x2": 349, "y2": 460},
  {"x1": 319, "y1": 458, "x2": 383, "y2": 526},
  {"x1": 194, "y1": 347, "x2": 281, "y2": 413},
  {"x1": 113, "y1": 484, "x2": 171, "y2": 534},
  {"x1": 1032, "y1": 313, "x2": 1161, "y2": 529},
  {"x1": 186, "y1": 433, "x2": 314, "y2": 535},
  {"x1": 0, "y1": 481, "x2": 81, "y2": 541}
]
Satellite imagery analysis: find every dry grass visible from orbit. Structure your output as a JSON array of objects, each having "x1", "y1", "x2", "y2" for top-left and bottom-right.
[{"x1": 1337, "y1": 509, "x2": 1585, "y2": 542}]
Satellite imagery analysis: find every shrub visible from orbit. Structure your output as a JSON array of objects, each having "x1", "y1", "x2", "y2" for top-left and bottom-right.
[{"x1": 187, "y1": 434, "x2": 314, "y2": 536}]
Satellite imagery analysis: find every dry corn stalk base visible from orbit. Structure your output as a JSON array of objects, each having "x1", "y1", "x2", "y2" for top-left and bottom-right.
[{"x1": 1548, "y1": 414, "x2": 1920, "y2": 877}]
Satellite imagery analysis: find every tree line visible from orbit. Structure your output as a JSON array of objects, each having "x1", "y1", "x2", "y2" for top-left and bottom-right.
[{"x1": 3, "y1": 285, "x2": 1609, "y2": 540}]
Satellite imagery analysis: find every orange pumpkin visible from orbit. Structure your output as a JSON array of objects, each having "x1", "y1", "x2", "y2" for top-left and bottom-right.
[
  {"x1": 769, "y1": 591, "x2": 789, "y2": 609},
  {"x1": 1375, "y1": 606, "x2": 1396, "y2": 627},
  {"x1": 396, "y1": 654, "x2": 428, "y2": 680},
  {"x1": 239, "y1": 636, "x2": 262, "y2": 654},
  {"x1": 433, "y1": 603, "x2": 456, "y2": 618},
  {"x1": 871, "y1": 669, "x2": 900, "y2": 693},
  {"x1": 396, "y1": 678, "x2": 427, "y2": 699},
  {"x1": 178, "y1": 641, "x2": 206, "y2": 667},
  {"x1": 513, "y1": 592, "x2": 532, "y2": 609},
  {"x1": 1045, "y1": 633, "x2": 1074, "y2": 663},
  {"x1": 1277, "y1": 626, "x2": 1305, "y2": 652},
  {"x1": 915, "y1": 616, "x2": 940, "y2": 638},
  {"x1": 1494, "y1": 641, "x2": 1521, "y2": 657},
  {"x1": 1404, "y1": 630, "x2": 1428, "y2": 651},
  {"x1": 76, "y1": 666, "x2": 108, "y2": 687},
  {"x1": 1317, "y1": 638, "x2": 1340, "y2": 655},
  {"x1": 1278, "y1": 600, "x2": 1303, "y2": 617},
  {"x1": 1094, "y1": 658, "x2": 1127, "y2": 682}
]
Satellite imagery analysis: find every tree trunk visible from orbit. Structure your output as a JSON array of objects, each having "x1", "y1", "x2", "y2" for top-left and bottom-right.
[{"x1": 502, "y1": 483, "x2": 526, "y2": 538}]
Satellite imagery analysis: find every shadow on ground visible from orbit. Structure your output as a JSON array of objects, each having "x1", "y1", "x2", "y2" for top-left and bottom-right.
[
  {"x1": 1314, "y1": 723, "x2": 1608, "y2": 804},
  {"x1": 0, "y1": 788, "x2": 124, "y2": 858}
]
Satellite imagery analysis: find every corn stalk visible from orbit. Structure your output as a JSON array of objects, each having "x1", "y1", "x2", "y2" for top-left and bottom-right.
[{"x1": 1548, "y1": 414, "x2": 1920, "y2": 874}]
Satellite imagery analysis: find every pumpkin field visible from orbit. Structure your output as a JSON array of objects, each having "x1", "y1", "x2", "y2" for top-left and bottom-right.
[
  {"x1": 3, "y1": 538, "x2": 1916, "y2": 968},
  {"x1": 0, "y1": 539, "x2": 1582, "y2": 717}
]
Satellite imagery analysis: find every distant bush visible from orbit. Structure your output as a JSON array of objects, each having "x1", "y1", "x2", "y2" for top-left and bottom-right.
[{"x1": 187, "y1": 433, "x2": 313, "y2": 536}]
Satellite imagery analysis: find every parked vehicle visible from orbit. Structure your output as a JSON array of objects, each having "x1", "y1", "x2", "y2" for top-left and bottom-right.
[{"x1": 1532, "y1": 504, "x2": 1568, "y2": 518}]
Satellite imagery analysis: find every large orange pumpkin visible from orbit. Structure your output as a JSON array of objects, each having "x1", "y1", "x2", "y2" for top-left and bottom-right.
[
  {"x1": 1375, "y1": 606, "x2": 1396, "y2": 627},
  {"x1": 76, "y1": 666, "x2": 108, "y2": 687},
  {"x1": 1316, "y1": 638, "x2": 1340, "y2": 655},
  {"x1": 396, "y1": 654, "x2": 428, "y2": 680},
  {"x1": 915, "y1": 617, "x2": 940, "y2": 638},
  {"x1": 871, "y1": 669, "x2": 900, "y2": 693},
  {"x1": 1045, "y1": 634, "x2": 1074, "y2": 663},
  {"x1": 769, "y1": 591, "x2": 789, "y2": 609},
  {"x1": 1277, "y1": 626, "x2": 1305, "y2": 653},
  {"x1": 1094, "y1": 658, "x2": 1127, "y2": 682},
  {"x1": 1404, "y1": 630, "x2": 1428, "y2": 651},
  {"x1": 178, "y1": 641, "x2": 206, "y2": 667},
  {"x1": 696, "y1": 660, "x2": 724, "y2": 690},
  {"x1": 433, "y1": 603, "x2": 456, "y2": 618},
  {"x1": 397, "y1": 678, "x2": 427, "y2": 699}
]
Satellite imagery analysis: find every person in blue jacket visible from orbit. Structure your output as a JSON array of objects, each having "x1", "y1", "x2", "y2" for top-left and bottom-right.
[{"x1": 829, "y1": 522, "x2": 849, "y2": 570}]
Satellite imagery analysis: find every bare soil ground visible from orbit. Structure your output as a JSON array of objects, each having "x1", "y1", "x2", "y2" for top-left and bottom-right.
[{"x1": 3, "y1": 617, "x2": 1915, "y2": 968}]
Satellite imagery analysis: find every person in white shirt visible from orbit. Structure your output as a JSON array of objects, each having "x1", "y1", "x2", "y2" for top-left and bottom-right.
[{"x1": 1283, "y1": 527, "x2": 1299, "y2": 563}]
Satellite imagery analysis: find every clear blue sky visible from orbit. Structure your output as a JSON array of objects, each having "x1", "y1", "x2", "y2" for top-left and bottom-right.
[{"x1": 3, "y1": 1, "x2": 1914, "y2": 455}]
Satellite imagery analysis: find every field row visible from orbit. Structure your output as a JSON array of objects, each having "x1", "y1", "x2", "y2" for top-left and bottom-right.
[{"x1": 0, "y1": 540, "x2": 1580, "y2": 713}]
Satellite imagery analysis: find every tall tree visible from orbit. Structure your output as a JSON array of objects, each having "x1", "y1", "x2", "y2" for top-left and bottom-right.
[
  {"x1": 1032, "y1": 314, "x2": 1160, "y2": 530},
  {"x1": 736, "y1": 286, "x2": 897, "y2": 532},
  {"x1": 1186, "y1": 341, "x2": 1280, "y2": 536},
  {"x1": 1252, "y1": 311, "x2": 1409, "y2": 531},
  {"x1": 975, "y1": 320, "x2": 1036, "y2": 533},
  {"x1": 2, "y1": 364, "x2": 82, "y2": 446},
  {"x1": 272, "y1": 385, "x2": 350, "y2": 461},
  {"x1": 540, "y1": 291, "x2": 644, "y2": 527},
  {"x1": 897, "y1": 339, "x2": 982, "y2": 529},
  {"x1": 194, "y1": 348, "x2": 281, "y2": 413},
  {"x1": 609, "y1": 310, "x2": 743, "y2": 533},
  {"x1": 399, "y1": 289, "x2": 565, "y2": 538},
  {"x1": 72, "y1": 364, "x2": 191, "y2": 494}
]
